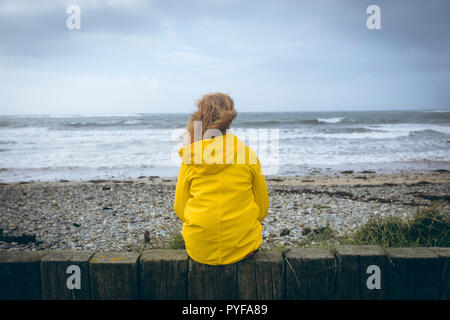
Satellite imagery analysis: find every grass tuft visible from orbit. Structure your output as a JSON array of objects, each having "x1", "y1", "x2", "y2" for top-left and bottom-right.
[
  {"x1": 165, "y1": 231, "x2": 186, "y2": 249},
  {"x1": 297, "y1": 221, "x2": 339, "y2": 251},
  {"x1": 346, "y1": 203, "x2": 449, "y2": 247}
]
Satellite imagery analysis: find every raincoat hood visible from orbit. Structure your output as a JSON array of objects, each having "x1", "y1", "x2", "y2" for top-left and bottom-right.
[{"x1": 178, "y1": 132, "x2": 248, "y2": 175}]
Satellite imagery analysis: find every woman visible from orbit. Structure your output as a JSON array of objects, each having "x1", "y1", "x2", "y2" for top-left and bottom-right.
[{"x1": 174, "y1": 92, "x2": 269, "y2": 265}]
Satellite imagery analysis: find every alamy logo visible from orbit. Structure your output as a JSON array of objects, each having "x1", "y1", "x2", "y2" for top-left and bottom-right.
[
  {"x1": 366, "y1": 5, "x2": 381, "y2": 30},
  {"x1": 366, "y1": 265, "x2": 381, "y2": 290},
  {"x1": 170, "y1": 122, "x2": 280, "y2": 175},
  {"x1": 66, "y1": 5, "x2": 81, "y2": 30},
  {"x1": 66, "y1": 265, "x2": 81, "y2": 290}
]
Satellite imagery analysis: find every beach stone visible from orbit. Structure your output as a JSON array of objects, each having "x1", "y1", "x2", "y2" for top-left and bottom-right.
[{"x1": 0, "y1": 177, "x2": 449, "y2": 253}]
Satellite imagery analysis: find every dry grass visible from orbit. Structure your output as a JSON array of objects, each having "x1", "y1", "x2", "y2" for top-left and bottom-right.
[{"x1": 344, "y1": 203, "x2": 449, "y2": 247}]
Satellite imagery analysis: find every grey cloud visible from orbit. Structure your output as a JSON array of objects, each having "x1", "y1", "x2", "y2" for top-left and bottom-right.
[{"x1": 0, "y1": 0, "x2": 449, "y2": 114}]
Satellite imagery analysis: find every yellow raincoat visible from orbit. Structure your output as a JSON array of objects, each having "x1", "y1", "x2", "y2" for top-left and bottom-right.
[{"x1": 174, "y1": 132, "x2": 269, "y2": 265}]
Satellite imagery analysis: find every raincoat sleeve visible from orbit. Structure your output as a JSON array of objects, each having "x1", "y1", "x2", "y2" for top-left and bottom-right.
[
  {"x1": 174, "y1": 163, "x2": 191, "y2": 223},
  {"x1": 252, "y1": 158, "x2": 270, "y2": 222}
]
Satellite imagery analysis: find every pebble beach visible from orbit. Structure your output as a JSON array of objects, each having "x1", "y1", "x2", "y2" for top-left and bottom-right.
[{"x1": 1, "y1": 170, "x2": 449, "y2": 252}]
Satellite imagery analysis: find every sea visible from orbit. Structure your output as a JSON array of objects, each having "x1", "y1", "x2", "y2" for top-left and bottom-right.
[{"x1": 0, "y1": 110, "x2": 449, "y2": 182}]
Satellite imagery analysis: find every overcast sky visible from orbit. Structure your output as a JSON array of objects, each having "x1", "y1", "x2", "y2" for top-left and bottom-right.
[{"x1": 0, "y1": 0, "x2": 449, "y2": 115}]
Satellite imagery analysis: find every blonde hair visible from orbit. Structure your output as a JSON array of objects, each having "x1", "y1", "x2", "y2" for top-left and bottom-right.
[{"x1": 186, "y1": 92, "x2": 237, "y2": 143}]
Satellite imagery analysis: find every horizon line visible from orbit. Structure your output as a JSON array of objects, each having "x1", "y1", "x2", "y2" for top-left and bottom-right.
[{"x1": 1, "y1": 106, "x2": 449, "y2": 117}]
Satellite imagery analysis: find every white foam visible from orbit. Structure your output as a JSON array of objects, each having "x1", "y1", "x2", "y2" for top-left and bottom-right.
[
  {"x1": 367, "y1": 123, "x2": 450, "y2": 135},
  {"x1": 50, "y1": 113, "x2": 142, "y2": 118},
  {"x1": 420, "y1": 110, "x2": 450, "y2": 113},
  {"x1": 1, "y1": 116, "x2": 449, "y2": 181},
  {"x1": 317, "y1": 117, "x2": 345, "y2": 123}
]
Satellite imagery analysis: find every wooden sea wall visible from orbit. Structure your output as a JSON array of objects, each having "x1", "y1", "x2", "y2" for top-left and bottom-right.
[{"x1": 0, "y1": 246, "x2": 448, "y2": 300}]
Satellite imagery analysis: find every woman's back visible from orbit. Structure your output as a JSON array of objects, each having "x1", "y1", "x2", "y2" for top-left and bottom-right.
[{"x1": 174, "y1": 132, "x2": 269, "y2": 265}]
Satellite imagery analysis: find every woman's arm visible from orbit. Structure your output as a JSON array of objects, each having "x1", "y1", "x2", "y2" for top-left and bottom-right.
[
  {"x1": 251, "y1": 157, "x2": 270, "y2": 222},
  {"x1": 174, "y1": 162, "x2": 191, "y2": 223}
]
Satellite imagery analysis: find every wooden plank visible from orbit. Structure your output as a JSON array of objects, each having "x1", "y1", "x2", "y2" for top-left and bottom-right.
[
  {"x1": 335, "y1": 245, "x2": 388, "y2": 300},
  {"x1": 140, "y1": 249, "x2": 188, "y2": 300},
  {"x1": 188, "y1": 258, "x2": 238, "y2": 300},
  {"x1": 41, "y1": 250, "x2": 94, "y2": 300},
  {"x1": 284, "y1": 248, "x2": 336, "y2": 300},
  {"x1": 430, "y1": 247, "x2": 450, "y2": 300},
  {"x1": 387, "y1": 247, "x2": 439, "y2": 300},
  {"x1": 237, "y1": 251, "x2": 284, "y2": 300},
  {"x1": 41, "y1": 251, "x2": 72, "y2": 300},
  {"x1": 0, "y1": 250, "x2": 46, "y2": 300},
  {"x1": 89, "y1": 252, "x2": 140, "y2": 300},
  {"x1": 70, "y1": 251, "x2": 95, "y2": 300}
]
